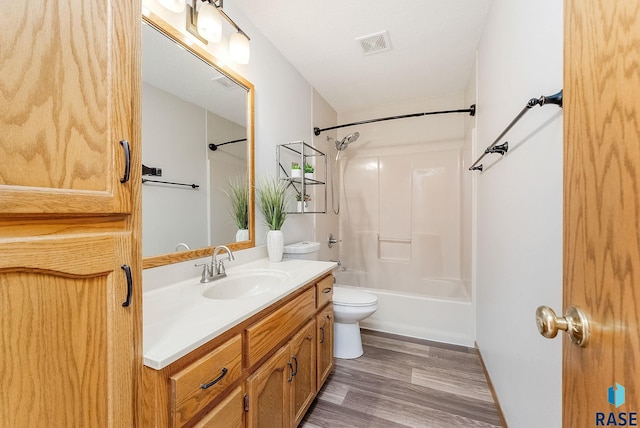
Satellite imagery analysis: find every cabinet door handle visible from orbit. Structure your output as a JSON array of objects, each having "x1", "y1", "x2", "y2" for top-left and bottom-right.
[
  {"x1": 292, "y1": 355, "x2": 298, "y2": 376},
  {"x1": 119, "y1": 140, "x2": 131, "y2": 183},
  {"x1": 287, "y1": 361, "x2": 294, "y2": 383},
  {"x1": 121, "y1": 264, "x2": 133, "y2": 307},
  {"x1": 319, "y1": 326, "x2": 325, "y2": 344},
  {"x1": 201, "y1": 367, "x2": 228, "y2": 389},
  {"x1": 322, "y1": 287, "x2": 332, "y2": 294}
]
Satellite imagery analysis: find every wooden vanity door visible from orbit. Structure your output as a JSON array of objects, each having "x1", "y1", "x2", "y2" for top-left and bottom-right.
[
  {"x1": 290, "y1": 320, "x2": 316, "y2": 427},
  {"x1": 0, "y1": 231, "x2": 137, "y2": 427},
  {"x1": 0, "y1": 0, "x2": 139, "y2": 215},
  {"x1": 316, "y1": 305, "x2": 334, "y2": 390},
  {"x1": 246, "y1": 345, "x2": 291, "y2": 428}
]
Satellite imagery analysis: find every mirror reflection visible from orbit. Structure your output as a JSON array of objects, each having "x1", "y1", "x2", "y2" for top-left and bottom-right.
[{"x1": 141, "y1": 19, "x2": 253, "y2": 261}]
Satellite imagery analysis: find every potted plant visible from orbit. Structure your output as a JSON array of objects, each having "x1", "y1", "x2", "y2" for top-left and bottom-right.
[
  {"x1": 257, "y1": 176, "x2": 292, "y2": 262},
  {"x1": 295, "y1": 192, "x2": 311, "y2": 212},
  {"x1": 223, "y1": 177, "x2": 249, "y2": 242},
  {"x1": 304, "y1": 162, "x2": 314, "y2": 179},
  {"x1": 291, "y1": 162, "x2": 301, "y2": 178}
]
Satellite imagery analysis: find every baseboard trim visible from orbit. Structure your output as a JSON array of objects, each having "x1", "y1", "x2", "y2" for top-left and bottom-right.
[{"x1": 475, "y1": 342, "x2": 509, "y2": 428}]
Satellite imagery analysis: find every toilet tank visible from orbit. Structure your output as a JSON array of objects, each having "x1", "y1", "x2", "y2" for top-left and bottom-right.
[{"x1": 283, "y1": 241, "x2": 320, "y2": 260}]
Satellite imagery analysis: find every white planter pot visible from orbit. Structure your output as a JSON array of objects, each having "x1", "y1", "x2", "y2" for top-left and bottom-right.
[
  {"x1": 291, "y1": 169, "x2": 301, "y2": 178},
  {"x1": 235, "y1": 229, "x2": 249, "y2": 242},
  {"x1": 266, "y1": 230, "x2": 284, "y2": 262},
  {"x1": 304, "y1": 172, "x2": 314, "y2": 180},
  {"x1": 297, "y1": 201, "x2": 308, "y2": 212}
]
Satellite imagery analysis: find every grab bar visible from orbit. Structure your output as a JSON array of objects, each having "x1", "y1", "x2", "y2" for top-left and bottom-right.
[{"x1": 469, "y1": 90, "x2": 563, "y2": 172}]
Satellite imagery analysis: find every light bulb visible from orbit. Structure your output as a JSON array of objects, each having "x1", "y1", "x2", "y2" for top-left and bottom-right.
[
  {"x1": 157, "y1": 0, "x2": 185, "y2": 13},
  {"x1": 197, "y1": 3, "x2": 223, "y2": 43},
  {"x1": 229, "y1": 32, "x2": 250, "y2": 64}
]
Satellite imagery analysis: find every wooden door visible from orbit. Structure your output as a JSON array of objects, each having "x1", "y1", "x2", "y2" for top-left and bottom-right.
[
  {"x1": 246, "y1": 344, "x2": 291, "y2": 428},
  {"x1": 290, "y1": 320, "x2": 316, "y2": 427},
  {"x1": 316, "y1": 305, "x2": 334, "y2": 391},
  {"x1": 0, "y1": 0, "x2": 139, "y2": 215},
  {"x1": 564, "y1": 0, "x2": 640, "y2": 425},
  {"x1": 0, "y1": 231, "x2": 138, "y2": 427}
]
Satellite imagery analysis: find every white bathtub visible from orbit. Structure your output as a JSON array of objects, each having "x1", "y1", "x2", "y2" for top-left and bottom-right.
[{"x1": 334, "y1": 270, "x2": 475, "y2": 347}]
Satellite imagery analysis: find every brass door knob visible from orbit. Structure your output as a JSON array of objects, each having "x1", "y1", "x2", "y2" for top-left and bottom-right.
[{"x1": 536, "y1": 305, "x2": 590, "y2": 347}]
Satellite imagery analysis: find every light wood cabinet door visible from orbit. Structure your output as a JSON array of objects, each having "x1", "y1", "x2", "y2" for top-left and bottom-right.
[
  {"x1": 246, "y1": 345, "x2": 291, "y2": 428},
  {"x1": 0, "y1": 0, "x2": 139, "y2": 215},
  {"x1": 0, "y1": 232, "x2": 138, "y2": 427},
  {"x1": 316, "y1": 304, "x2": 334, "y2": 391},
  {"x1": 289, "y1": 320, "x2": 316, "y2": 427}
]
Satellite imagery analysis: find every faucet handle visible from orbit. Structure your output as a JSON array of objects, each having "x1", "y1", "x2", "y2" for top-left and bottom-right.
[
  {"x1": 195, "y1": 263, "x2": 213, "y2": 282},
  {"x1": 217, "y1": 260, "x2": 227, "y2": 276}
]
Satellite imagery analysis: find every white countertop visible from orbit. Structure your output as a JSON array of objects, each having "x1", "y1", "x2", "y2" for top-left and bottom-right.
[{"x1": 143, "y1": 258, "x2": 336, "y2": 369}]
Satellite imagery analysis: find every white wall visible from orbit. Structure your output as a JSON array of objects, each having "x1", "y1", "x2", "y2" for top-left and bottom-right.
[{"x1": 475, "y1": 1, "x2": 563, "y2": 426}]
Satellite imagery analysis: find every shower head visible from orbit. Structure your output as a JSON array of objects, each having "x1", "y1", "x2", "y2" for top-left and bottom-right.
[{"x1": 329, "y1": 132, "x2": 360, "y2": 151}]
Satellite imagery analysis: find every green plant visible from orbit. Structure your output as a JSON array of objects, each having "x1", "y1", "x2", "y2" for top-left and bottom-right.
[
  {"x1": 295, "y1": 192, "x2": 311, "y2": 202},
  {"x1": 291, "y1": 162, "x2": 301, "y2": 170},
  {"x1": 304, "y1": 163, "x2": 314, "y2": 173},
  {"x1": 223, "y1": 177, "x2": 249, "y2": 229},
  {"x1": 257, "y1": 176, "x2": 291, "y2": 230}
]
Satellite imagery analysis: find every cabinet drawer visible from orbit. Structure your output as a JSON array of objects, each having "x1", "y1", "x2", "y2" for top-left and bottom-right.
[
  {"x1": 246, "y1": 288, "x2": 315, "y2": 367},
  {"x1": 194, "y1": 385, "x2": 244, "y2": 428},
  {"x1": 171, "y1": 335, "x2": 242, "y2": 427},
  {"x1": 316, "y1": 275, "x2": 334, "y2": 308}
]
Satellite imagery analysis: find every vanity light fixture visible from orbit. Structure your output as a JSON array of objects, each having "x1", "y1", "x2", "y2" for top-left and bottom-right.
[{"x1": 180, "y1": 0, "x2": 251, "y2": 64}]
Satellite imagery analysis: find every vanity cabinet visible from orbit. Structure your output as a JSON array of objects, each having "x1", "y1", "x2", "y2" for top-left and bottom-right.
[
  {"x1": 0, "y1": 0, "x2": 142, "y2": 426},
  {"x1": 143, "y1": 274, "x2": 334, "y2": 427}
]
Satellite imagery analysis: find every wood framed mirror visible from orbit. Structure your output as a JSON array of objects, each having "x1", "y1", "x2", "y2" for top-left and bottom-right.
[{"x1": 141, "y1": 12, "x2": 255, "y2": 269}]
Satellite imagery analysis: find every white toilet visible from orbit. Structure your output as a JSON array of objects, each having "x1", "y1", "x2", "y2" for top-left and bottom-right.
[
  {"x1": 282, "y1": 241, "x2": 378, "y2": 359},
  {"x1": 332, "y1": 286, "x2": 378, "y2": 359}
]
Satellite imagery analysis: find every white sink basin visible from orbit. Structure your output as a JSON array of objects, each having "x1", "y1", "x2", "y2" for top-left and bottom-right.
[{"x1": 202, "y1": 270, "x2": 290, "y2": 300}]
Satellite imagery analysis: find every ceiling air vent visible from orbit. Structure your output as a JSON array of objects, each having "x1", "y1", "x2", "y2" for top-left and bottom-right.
[
  {"x1": 211, "y1": 75, "x2": 239, "y2": 90},
  {"x1": 356, "y1": 31, "x2": 392, "y2": 55}
]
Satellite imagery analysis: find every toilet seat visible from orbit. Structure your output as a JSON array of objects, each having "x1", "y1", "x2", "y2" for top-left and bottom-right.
[{"x1": 333, "y1": 288, "x2": 378, "y2": 307}]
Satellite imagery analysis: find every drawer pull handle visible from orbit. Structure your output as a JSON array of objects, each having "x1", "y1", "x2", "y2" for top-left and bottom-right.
[
  {"x1": 319, "y1": 326, "x2": 325, "y2": 344},
  {"x1": 201, "y1": 367, "x2": 228, "y2": 390},
  {"x1": 322, "y1": 287, "x2": 332, "y2": 294},
  {"x1": 121, "y1": 265, "x2": 133, "y2": 307},
  {"x1": 287, "y1": 362, "x2": 294, "y2": 383},
  {"x1": 119, "y1": 140, "x2": 131, "y2": 183}
]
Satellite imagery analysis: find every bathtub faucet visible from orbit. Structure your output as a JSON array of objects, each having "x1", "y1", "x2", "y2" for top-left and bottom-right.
[{"x1": 330, "y1": 259, "x2": 345, "y2": 271}]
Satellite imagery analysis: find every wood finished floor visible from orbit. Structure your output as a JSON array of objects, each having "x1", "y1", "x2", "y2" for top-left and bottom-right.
[{"x1": 301, "y1": 330, "x2": 503, "y2": 428}]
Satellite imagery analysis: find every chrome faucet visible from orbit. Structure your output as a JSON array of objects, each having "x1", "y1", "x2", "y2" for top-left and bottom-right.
[
  {"x1": 212, "y1": 245, "x2": 235, "y2": 276},
  {"x1": 195, "y1": 245, "x2": 235, "y2": 283}
]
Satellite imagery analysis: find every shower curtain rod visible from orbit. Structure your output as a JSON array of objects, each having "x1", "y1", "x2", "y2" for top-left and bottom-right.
[
  {"x1": 313, "y1": 104, "x2": 476, "y2": 136},
  {"x1": 469, "y1": 90, "x2": 563, "y2": 172}
]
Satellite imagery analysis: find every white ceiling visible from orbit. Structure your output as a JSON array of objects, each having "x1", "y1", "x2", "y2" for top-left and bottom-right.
[{"x1": 233, "y1": 0, "x2": 491, "y2": 113}]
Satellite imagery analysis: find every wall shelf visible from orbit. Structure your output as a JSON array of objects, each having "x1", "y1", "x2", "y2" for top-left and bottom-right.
[{"x1": 277, "y1": 141, "x2": 327, "y2": 214}]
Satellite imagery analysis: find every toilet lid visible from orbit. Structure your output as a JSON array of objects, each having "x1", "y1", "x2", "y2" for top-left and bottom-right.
[{"x1": 333, "y1": 288, "x2": 378, "y2": 306}]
